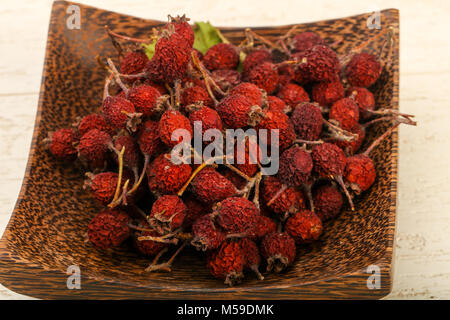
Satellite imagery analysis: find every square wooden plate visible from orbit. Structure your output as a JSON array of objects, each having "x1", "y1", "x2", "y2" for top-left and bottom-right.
[{"x1": 0, "y1": 1, "x2": 399, "y2": 299}]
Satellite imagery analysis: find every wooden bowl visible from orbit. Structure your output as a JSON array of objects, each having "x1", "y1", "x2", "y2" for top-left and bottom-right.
[{"x1": 0, "y1": 1, "x2": 399, "y2": 299}]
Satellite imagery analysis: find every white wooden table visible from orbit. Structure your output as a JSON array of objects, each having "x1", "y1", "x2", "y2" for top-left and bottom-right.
[{"x1": 0, "y1": 0, "x2": 449, "y2": 299}]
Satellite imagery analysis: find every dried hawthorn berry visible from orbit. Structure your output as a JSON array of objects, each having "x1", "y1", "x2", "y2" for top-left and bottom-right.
[
  {"x1": 295, "y1": 45, "x2": 340, "y2": 82},
  {"x1": 346, "y1": 86, "x2": 375, "y2": 119},
  {"x1": 181, "y1": 85, "x2": 213, "y2": 109},
  {"x1": 45, "y1": 128, "x2": 79, "y2": 161},
  {"x1": 137, "y1": 120, "x2": 164, "y2": 157},
  {"x1": 313, "y1": 184, "x2": 343, "y2": 221},
  {"x1": 77, "y1": 129, "x2": 111, "y2": 168},
  {"x1": 329, "y1": 97, "x2": 360, "y2": 131},
  {"x1": 277, "y1": 83, "x2": 310, "y2": 107},
  {"x1": 249, "y1": 215, "x2": 277, "y2": 239},
  {"x1": 332, "y1": 123, "x2": 365, "y2": 155},
  {"x1": 133, "y1": 219, "x2": 168, "y2": 256},
  {"x1": 182, "y1": 195, "x2": 209, "y2": 229},
  {"x1": 233, "y1": 136, "x2": 260, "y2": 177},
  {"x1": 242, "y1": 48, "x2": 272, "y2": 76},
  {"x1": 285, "y1": 210, "x2": 323, "y2": 243},
  {"x1": 114, "y1": 135, "x2": 140, "y2": 169},
  {"x1": 291, "y1": 102, "x2": 323, "y2": 141},
  {"x1": 216, "y1": 94, "x2": 262, "y2": 128},
  {"x1": 165, "y1": 15, "x2": 195, "y2": 47},
  {"x1": 267, "y1": 96, "x2": 290, "y2": 114},
  {"x1": 150, "y1": 195, "x2": 186, "y2": 233},
  {"x1": 120, "y1": 51, "x2": 148, "y2": 83},
  {"x1": 191, "y1": 167, "x2": 236, "y2": 204},
  {"x1": 214, "y1": 197, "x2": 260, "y2": 234},
  {"x1": 88, "y1": 209, "x2": 131, "y2": 250},
  {"x1": 207, "y1": 240, "x2": 244, "y2": 286},
  {"x1": 229, "y1": 82, "x2": 264, "y2": 106},
  {"x1": 77, "y1": 114, "x2": 115, "y2": 136},
  {"x1": 147, "y1": 153, "x2": 192, "y2": 194},
  {"x1": 102, "y1": 95, "x2": 140, "y2": 131},
  {"x1": 256, "y1": 110, "x2": 296, "y2": 151},
  {"x1": 290, "y1": 32, "x2": 325, "y2": 53},
  {"x1": 85, "y1": 171, "x2": 118, "y2": 205},
  {"x1": 311, "y1": 80, "x2": 345, "y2": 107},
  {"x1": 344, "y1": 154, "x2": 376, "y2": 194},
  {"x1": 188, "y1": 106, "x2": 223, "y2": 136},
  {"x1": 158, "y1": 110, "x2": 193, "y2": 147},
  {"x1": 237, "y1": 238, "x2": 264, "y2": 280},
  {"x1": 278, "y1": 146, "x2": 313, "y2": 187},
  {"x1": 262, "y1": 176, "x2": 306, "y2": 214},
  {"x1": 191, "y1": 214, "x2": 225, "y2": 251},
  {"x1": 211, "y1": 69, "x2": 242, "y2": 93},
  {"x1": 345, "y1": 52, "x2": 382, "y2": 88},
  {"x1": 203, "y1": 43, "x2": 239, "y2": 71},
  {"x1": 260, "y1": 232, "x2": 296, "y2": 273},
  {"x1": 247, "y1": 61, "x2": 279, "y2": 94},
  {"x1": 127, "y1": 85, "x2": 163, "y2": 118}
]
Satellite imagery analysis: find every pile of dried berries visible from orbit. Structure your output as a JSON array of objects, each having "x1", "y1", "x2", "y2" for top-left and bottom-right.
[{"x1": 45, "y1": 16, "x2": 415, "y2": 286}]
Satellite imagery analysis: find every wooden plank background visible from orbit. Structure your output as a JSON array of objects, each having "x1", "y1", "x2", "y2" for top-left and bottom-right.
[{"x1": 0, "y1": 0, "x2": 448, "y2": 299}]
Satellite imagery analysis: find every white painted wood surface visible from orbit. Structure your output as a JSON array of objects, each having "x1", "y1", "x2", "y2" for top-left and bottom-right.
[{"x1": 0, "y1": 0, "x2": 449, "y2": 300}]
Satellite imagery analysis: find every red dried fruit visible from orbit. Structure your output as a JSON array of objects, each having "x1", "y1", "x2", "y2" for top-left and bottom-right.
[
  {"x1": 329, "y1": 97, "x2": 360, "y2": 131},
  {"x1": 188, "y1": 106, "x2": 223, "y2": 135},
  {"x1": 145, "y1": 26, "x2": 192, "y2": 83},
  {"x1": 159, "y1": 110, "x2": 193, "y2": 147},
  {"x1": 181, "y1": 85, "x2": 213, "y2": 109},
  {"x1": 182, "y1": 196, "x2": 209, "y2": 229},
  {"x1": 102, "y1": 95, "x2": 140, "y2": 130},
  {"x1": 267, "y1": 96, "x2": 290, "y2": 114},
  {"x1": 147, "y1": 153, "x2": 192, "y2": 194},
  {"x1": 277, "y1": 64, "x2": 295, "y2": 87},
  {"x1": 144, "y1": 80, "x2": 168, "y2": 95},
  {"x1": 311, "y1": 142, "x2": 354, "y2": 210},
  {"x1": 290, "y1": 32, "x2": 325, "y2": 53},
  {"x1": 233, "y1": 137, "x2": 260, "y2": 177},
  {"x1": 242, "y1": 48, "x2": 272, "y2": 76},
  {"x1": 313, "y1": 184, "x2": 343, "y2": 221},
  {"x1": 250, "y1": 215, "x2": 277, "y2": 239},
  {"x1": 260, "y1": 232, "x2": 296, "y2": 272},
  {"x1": 256, "y1": 110, "x2": 296, "y2": 151},
  {"x1": 191, "y1": 167, "x2": 236, "y2": 204},
  {"x1": 86, "y1": 172, "x2": 118, "y2": 205},
  {"x1": 278, "y1": 146, "x2": 313, "y2": 187},
  {"x1": 214, "y1": 197, "x2": 260, "y2": 234},
  {"x1": 237, "y1": 238, "x2": 264, "y2": 279},
  {"x1": 137, "y1": 120, "x2": 164, "y2": 156},
  {"x1": 77, "y1": 129, "x2": 111, "y2": 168},
  {"x1": 344, "y1": 154, "x2": 376, "y2": 194},
  {"x1": 127, "y1": 85, "x2": 163, "y2": 118},
  {"x1": 133, "y1": 219, "x2": 168, "y2": 256},
  {"x1": 285, "y1": 210, "x2": 323, "y2": 243},
  {"x1": 191, "y1": 214, "x2": 225, "y2": 251},
  {"x1": 120, "y1": 51, "x2": 149, "y2": 83},
  {"x1": 247, "y1": 61, "x2": 279, "y2": 94},
  {"x1": 346, "y1": 87, "x2": 375, "y2": 119},
  {"x1": 221, "y1": 169, "x2": 247, "y2": 190},
  {"x1": 229, "y1": 82, "x2": 264, "y2": 106},
  {"x1": 88, "y1": 209, "x2": 130, "y2": 250},
  {"x1": 345, "y1": 52, "x2": 382, "y2": 87},
  {"x1": 114, "y1": 135, "x2": 140, "y2": 169},
  {"x1": 78, "y1": 114, "x2": 115, "y2": 136},
  {"x1": 291, "y1": 102, "x2": 323, "y2": 141},
  {"x1": 150, "y1": 195, "x2": 186, "y2": 233},
  {"x1": 45, "y1": 128, "x2": 79, "y2": 161},
  {"x1": 332, "y1": 123, "x2": 365, "y2": 155},
  {"x1": 211, "y1": 69, "x2": 241, "y2": 93},
  {"x1": 262, "y1": 176, "x2": 306, "y2": 214},
  {"x1": 165, "y1": 15, "x2": 194, "y2": 47},
  {"x1": 207, "y1": 240, "x2": 244, "y2": 286},
  {"x1": 311, "y1": 80, "x2": 345, "y2": 107},
  {"x1": 295, "y1": 45, "x2": 340, "y2": 82},
  {"x1": 203, "y1": 43, "x2": 239, "y2": 71},
  {"x1": 276, "y1": 82, "x2": 309, "y2": 107},
  {"x1": 216, "y1": 94, "x2": 262, "y2": 128}
]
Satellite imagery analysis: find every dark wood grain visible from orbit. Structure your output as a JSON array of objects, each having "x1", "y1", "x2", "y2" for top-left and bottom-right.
[{"x1": 0, "y1": 1, "x2": 399, "y2": 299}]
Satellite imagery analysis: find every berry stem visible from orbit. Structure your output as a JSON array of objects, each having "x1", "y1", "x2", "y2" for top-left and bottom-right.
[
  {"x1": 245, "y1": 28, "x2": 283, "y2": 52},
  {"x1": 108, "y1": 146, "x2": 125, "y2": 208},
  {"x1": 127, "y1": 154, "x2": 150, "y2": 196},
  {"x1": 323, "y1": 119, "x2": 358, "y2": 142},
  {"x1": 103, "y1": 74, "x2": 114, "y2": 99},
  {"x1": 146, "y1": 240, "x2": 188, "y2": 272},
  {"x1": 267, "y1": 184, "x2": 288, "y2": 207},
  {"x1": 177, "y1": 157, "x2": 218, "y2": 196},
  {"x1": 121, "y1": 179, "x2": 130, "y2": 206},
  {"x1": 223, "y1": 164, "x2": 253, "y2": 182},
  {"x1": 105, "y1": 25, "x2": 155, "y2": 44},
  {"x1": 107, "y1": 58, "x2": 130, "y2": 96},
  {"x1": 334, "y1": 175, "x2": 355, "y2": 211},
  {"x1": 295, "y1": 139, "x2": 324, "y2": 145},
  {"x1": 251, "y1": 265, "x2": 265, "y2": 281},
  {"x1": 253, "y1": 172, "x2": 262, "y2": 208},
  {"x1": 363, "y1": 122, "x2": 401, "y2": 157}
]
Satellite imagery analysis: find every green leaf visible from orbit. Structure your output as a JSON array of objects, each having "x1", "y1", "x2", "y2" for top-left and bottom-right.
[
  {"x1": 193, "y1": 21, "x2": 222, "y2": 55},
  {"x1": 142, "y1": 42, "x2": 157, "y2": 59}
]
